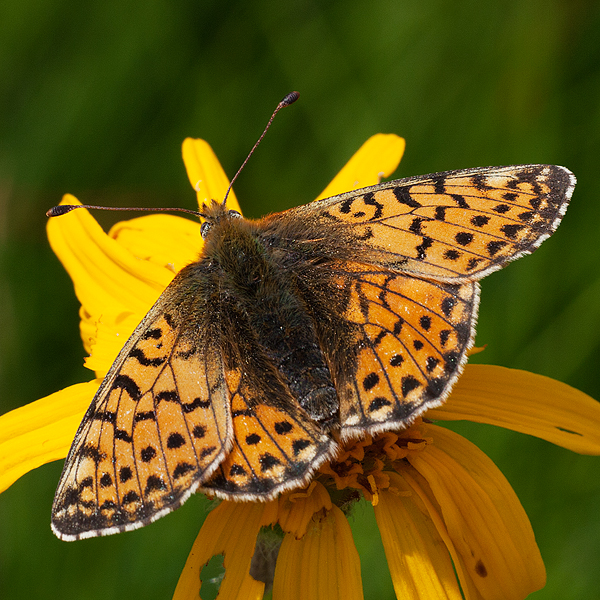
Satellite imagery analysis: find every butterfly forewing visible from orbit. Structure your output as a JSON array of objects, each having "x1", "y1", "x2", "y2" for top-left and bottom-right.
[
  {"x1": 51, "y1": 286, "x2": 232, "y2": 540},
  {"x1": 296, "y1": 165, "x2": 574, "y2": 281}
]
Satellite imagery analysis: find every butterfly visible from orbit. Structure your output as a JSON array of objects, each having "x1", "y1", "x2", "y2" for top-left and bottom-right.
[{"x1": 51, "y1": 162, "x2": 575, "y2": 540}]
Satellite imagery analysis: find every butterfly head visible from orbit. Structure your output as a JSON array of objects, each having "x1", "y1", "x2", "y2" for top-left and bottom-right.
[{"x1": 199, "y1": 200, "x2": 243, "y2": 239}]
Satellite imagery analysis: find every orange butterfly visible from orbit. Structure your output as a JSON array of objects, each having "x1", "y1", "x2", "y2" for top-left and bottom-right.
[{"x1": 51, "y1": 161, "x2": 574, "y2": 540}]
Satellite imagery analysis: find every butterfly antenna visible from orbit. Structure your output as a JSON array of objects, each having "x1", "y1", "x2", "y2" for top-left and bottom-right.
[
  {"x1": 222, "y1": 91, "x2": 300, "y2": 206},
  {"x1": 46, "y1": 204, "x2": 205, "y2": 218},
  {"x1": 47, "y1": 92, "x2": 300, "y2": 219}
]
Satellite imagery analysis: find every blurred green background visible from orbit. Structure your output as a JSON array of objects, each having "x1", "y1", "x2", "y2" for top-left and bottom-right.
[{"x1": 1, "y1": 0, "x2": 599, "y2": 598}]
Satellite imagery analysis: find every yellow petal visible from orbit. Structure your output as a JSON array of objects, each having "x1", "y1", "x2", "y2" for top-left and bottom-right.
[
  {"x1": 316, "y1": 134, "x2": 405, "y2": 200},
  {"x1": 277, "y1": 481, "x2": 333, "y2": 538},
  {"x1": 0, "y1": 380, "x2": 100, "y2": 492},
  {"x1": 374, "y1": 472, "x2": 463, "y2": 600},
  {"x1": 109, "y1": 214, "x2": 202, "y2": 274},
  {"x1": 48, "y1": 195, "x2": 180, "y2": 375},
  {"x1": 272, "y1": 505, "x2": 363, "y2": 600},
  {"x1": 48, "y1": 195, "x2": 173, "y2": 316},
  {"x1": 81, "y1": 311, "x2": 142, "y2": 377},
  {"x1": 173, "y1": 500, "x2": 276, "y2": 600},
  {"x1": 182, "y1": 138, "x2": 242, "y2": 213},
  {"x1": 409, "y1": 424, "x2": 545, "y2": 600},
  {"x1": 428, "y1": 364, "x2": 600, "y2": 454}
]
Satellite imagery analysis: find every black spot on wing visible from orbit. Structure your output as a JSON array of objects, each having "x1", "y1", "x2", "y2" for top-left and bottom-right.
[
  {"x1": 122, "y1": 490, "x2": 140, "y2": 504},
  {"x1": 142, "y1": 328, "x2": 162, "y2": 340},
  {"x1": 140, "y1": 446, "x2": 157, "y2": 462},
  {"x1": 487, "y1": 240, "x2": 507, "y2": 256},
  {"x1": 94, "y1": 411, "x2": 116, "y2": 424},
  {"x1": 455, "y1": 232, "x2": 474, "y2": 246},
  {"x1": 156, "y1": 390, "x2": 179, "y2": 403},
  {"x1": 79, "y1": 477, "x2": 93, "y2": 489},
  {"x1": 135, "y1": 411, "x2": 156, "y2": 422},
  {"x1": 363, "y1": 372, "x2": 380, "y2": 391},
  {"x1": 409, "y1": 217, "x2": 425, "y2": 235},
  {"x1": 390, "y1": 354, "x2": 404, "y2": 367},
  {"x1": 81, "y1": 444, "x2": 105, "y2": 465},
  {"x1": 393, "y1": 186, "x2": 422, "y2": 208},
  {"x1": 362, "y1": 192, "x2": 383, "y2": 219},
  {"x1": 441, "y1": 296, "x2": 456, "y2": 317},
  {"x1": 115, "y1": 429, "x2": 132, "y2": 443},
  {"x1": 415, "y1": 237, "x2": 433, "y2": 259},
  {"x1": 173, "y1": 462, "x2": 195, "y2": 479},
  {"x1": 129, "y1": 347, "x2": 166, "y2": 367},
  {"x1": 340, "y1": 199, "x2": 352, "y2": 214},
  {"x1": 192, "y1": 425, "x2": 206, "y2": 439},
  {"x1": 471, "y1": 215, "x2": 490, "y2": 227},
  {"x1": 451, "y1": 194, "x2": 469, "y2": 209},
  {"x1": 401, "y1": 376, "x2": 421, "y2": 397},
  {"x1": 292, "y1": 439, "x2": 312, "y2": 455},
  {"x1": 145, "y1": 475, "x2": 167, "y2": 493},
  {"x1": 119, "y1": 467, "x2": 133, "y2": 483},
  {"x1": 369, "y1": 397, "x2": 392, "y2": 412},
  {"x1": 99, "y1": 473, "x2": 113, "y2": 487},
  {"x1": 259, "y1": 453, "x2": 282, "y2": 472},
  {"x1": 182, "y1": 397, "x2": 211, "y2": 413},
  {"x1": 500, "y1": 223, "x2": 525, "y2": 239},
  {"x1": 435, "y1": 206, "x2": 447, "y2": 220},
  {"x1": 167, "y1": 432, "x2": 186, "y2": 449},
  {"x1": 274, "y1": 421, "x2": 293, "y2": 434},
  {"x1": 112, "y1": 375, "x2": 141, "y2": 401},
  {"x1": 444, "y1": 249, "x2": 460, "y2": 261}
]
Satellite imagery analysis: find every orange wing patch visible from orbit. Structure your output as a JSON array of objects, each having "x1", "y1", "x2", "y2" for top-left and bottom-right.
[
  {"x1": 51, "y1": 311, "x2": 232, "y2": 540},
  {"x1": 330, "y1": 263, "x2": 478, "y2": 436},
  {"x1": 201, "y1": 368, "x2": 333, "y2": 499},
  {"x1": 308, "y1": 165, "x2": 574, "y2": 281}
]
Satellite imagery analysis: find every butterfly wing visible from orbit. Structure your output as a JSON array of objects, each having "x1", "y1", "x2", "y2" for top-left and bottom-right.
[
  {"x1": 51, "y1": 266, "x2": 232, "y2": 540},
  {"x1": 287, "y1": 164, "x2": 575, "y2": 281},
  {"x1": 294, "y1": 260, "x2": 478, "y2": 436},
  {"x1": 200, "y1": 365, "x2": 334, "y2": 500},
  {"x1": 262, "y1": 164, "x2": 574, "y2": 435}
]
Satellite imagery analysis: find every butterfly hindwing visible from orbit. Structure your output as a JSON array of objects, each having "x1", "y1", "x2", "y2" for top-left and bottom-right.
[
  {"x1": 295, "y1": 260, "x2": 479, "y2": 436},
  {"x1": 340, "y1": 269, "x2": 478, "y2": 433},
  {"x1": 200, "y1": 367, "x2": 334, "y2": 499},
  {"x1": 288, "y1": 164, "x2": 575, "y2": 281},
  {"x1": 51, "y1": 279, "x2": 232, "y2": 540}
]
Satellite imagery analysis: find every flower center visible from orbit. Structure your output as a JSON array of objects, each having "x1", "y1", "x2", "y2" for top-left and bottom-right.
[{"x1": 315, "y1": 418, "x2": 432, "y2": 508}]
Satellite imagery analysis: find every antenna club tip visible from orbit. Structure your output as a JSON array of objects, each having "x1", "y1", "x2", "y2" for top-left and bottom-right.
[
  {"x1": 46, "y1": 205, "x2": 78, "y2": 217},
  {"x1": 281, "y1": 91, "x2": 300, "y2": 106}
]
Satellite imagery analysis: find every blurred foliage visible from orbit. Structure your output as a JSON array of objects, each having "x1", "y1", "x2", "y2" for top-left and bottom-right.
[{"x1": 1, "y1": 1, "x2": 600, "y2": 599}]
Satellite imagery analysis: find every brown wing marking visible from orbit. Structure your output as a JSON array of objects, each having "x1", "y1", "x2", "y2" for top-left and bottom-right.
[
  {"x1": 200, "y1": 367, "x2": 334, "y2": 500},
  {"x1": 330, "y1": 263, "x2": 479, "y2": 436},
  {"x1": 51, "y1": 310, "x2": 231, "y2": 540}
]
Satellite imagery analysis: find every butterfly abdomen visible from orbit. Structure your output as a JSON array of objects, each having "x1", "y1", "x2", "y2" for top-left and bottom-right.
[{"x1": 206, "y1": 217, "x2": 338, "y2": 427}]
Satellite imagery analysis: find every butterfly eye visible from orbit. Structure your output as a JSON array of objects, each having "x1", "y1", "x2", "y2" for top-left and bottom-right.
[
  {"x1": 228, "y1": 210, "x2": 242, "y2": 219},
  {"x1": 200, "y1": 221, "x2": 212, "y2": 239}
]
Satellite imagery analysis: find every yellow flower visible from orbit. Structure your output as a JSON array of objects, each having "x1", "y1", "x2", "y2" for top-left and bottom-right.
[{"x1": 1, "y1": 134, "x2": 600, "y2": 600}]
